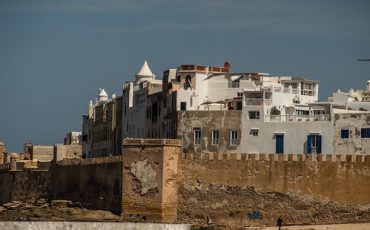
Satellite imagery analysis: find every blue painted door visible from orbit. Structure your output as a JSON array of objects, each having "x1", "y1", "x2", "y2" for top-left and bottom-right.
[{"x1": 276, "y1": 134, "x2": 284, "y2": 154}]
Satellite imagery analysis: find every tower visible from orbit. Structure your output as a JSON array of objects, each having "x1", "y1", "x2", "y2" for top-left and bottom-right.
[
  {"x1": 135, "y1": 61, "x2": 155, "y2": 83},
  {"x1": 0, "y1": 141, "x2": 6, "y2": 164}
]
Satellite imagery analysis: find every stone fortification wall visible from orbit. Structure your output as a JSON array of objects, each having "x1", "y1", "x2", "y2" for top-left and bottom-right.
[
  {"x1": 51, "y1": 156, "x2": 123, "y2": 213},
  {"x1": 1, "y1": 138, "x2": 370, "y2": 227},
  {"x1": 179, "y1": 152, "x2": 370, "y2": 204},
  {"x1": 0, "y1": 170, "x2": 50, "y2": 204},
  {"x1": 177, "y1": 152, "x2": 370, "y2": 226},
  {"x1": 122, "y1": 139, "x2": 180, "y2": 223}
]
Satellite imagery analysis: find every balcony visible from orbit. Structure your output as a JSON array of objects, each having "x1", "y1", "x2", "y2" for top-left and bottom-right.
[
  {"x1": 228, "y1": 81, "x2": 240, "y2": 88},
  {"x1": 265, "y1": 114, "x2": 331, "y2": 122},
  {"x1": 245, "y1": 98, "x2": 272, "y2": 106},
  {"x1": 301, "y1": 89, "x2": 316, "y2": 96}
]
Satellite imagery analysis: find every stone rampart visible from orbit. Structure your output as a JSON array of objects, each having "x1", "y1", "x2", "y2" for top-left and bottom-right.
[
  {"x1": 177, "y1": 152, "x2": 370, "y2": 226},
  {"x1": 122, "y1": 139, "x2": 181, "y2": 223},
  {"x1": 0, "y1": 170, "x2": 50, "y2": 204},
  {"x1": 178, "y1": 152, "x2": 370, "y2": 205},
  {"x1": 1, "y1": 138, "x2": 370, "y2": 226},
  {"x1": 51, "y1": 156, "x2": 124, "y2": 213}
]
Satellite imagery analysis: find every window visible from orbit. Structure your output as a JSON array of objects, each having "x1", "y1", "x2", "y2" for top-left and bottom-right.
[
  {"x1": 248, "y1": 111, "x2": 260, "y2": 119},
  {"x1": 307, "y1": 135, "x2": 322, "y2": 154},
  {"x1": 230, "y1": 130, "x2": 239, "y2": 146},
  {"x1": 212, "y1": 130, "x2": 219, "y2": 145},
  {"x1": 251, "y1": 129, "x2": 259, "y2": 136},
  {"x1": 229, "y1": 80, "x2": 240, "y2": 88},
  {"x1": 275, "y1": 134, "x2": 284, "y2": 154},
  {"x1": 184, "y1": 75, "x2": 192, "y2": 89},
  {"x1": 361, "y1": 128, "x2": 370, "y2": 138},
  {"x1": 341, "y1": 129, "x2": 349, "y2": 139},
  {"x1": 180, "y1": 102, "x2": 187, "y2": 111},
  {"x1": 237, "y1": 92, "x2": 243, "y2": 97},
  {"x1": 236, "y1": 101, "x2": 243, "y2": 110},
  {"x1": 194, "y1": 128, "x2": 202, "y2": 145}
]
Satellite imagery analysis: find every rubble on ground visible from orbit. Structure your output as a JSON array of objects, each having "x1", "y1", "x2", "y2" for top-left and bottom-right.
[{"x1": 0, "y1": 199, "x2": 120, "y2": 221}]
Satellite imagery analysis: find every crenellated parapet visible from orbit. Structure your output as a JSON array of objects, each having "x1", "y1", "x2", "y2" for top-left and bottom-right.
[
  {"x1": 180, "y1": 152, "x2": 370, "y2": 164},
  {"x1": 56, "y1": 155, "x2": 123, "y2": 166}
]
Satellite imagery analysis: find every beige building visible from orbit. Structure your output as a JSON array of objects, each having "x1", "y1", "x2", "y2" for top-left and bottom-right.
[
  {"x1": 24, "y1": 144, "x2": 54, "y2": 161},
  {"x1": 82, "y1": 89, "x2": 123, "y2": 158},
  {"x1": 0, "y1": 142, "x2": 5, "y2": 164},
  {"x1": 54, "y1": 144, "x2": 82, "y2": 161},
  {"x1": 64, "y1": 132, "x2": 82, "y2": 145}
]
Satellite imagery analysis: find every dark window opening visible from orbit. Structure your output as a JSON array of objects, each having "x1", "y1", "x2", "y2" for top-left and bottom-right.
[
  {"x1": 180, "y1": 102, "x2": 187, "y2": 111},
  {"x1": 361, "y1": 128, "x2": 370, "y2": 138},
  {"x1": 341, "y1": 129, "x2": 349, "y2": 139}
]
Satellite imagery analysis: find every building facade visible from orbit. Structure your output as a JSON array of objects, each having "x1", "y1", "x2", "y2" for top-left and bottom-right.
[
  {"x1": 82, "y1": 61, "x2": 370, "y2": 156},
  {"x1": 82, "y1": 89, "x2": 122, "y2": 158}
]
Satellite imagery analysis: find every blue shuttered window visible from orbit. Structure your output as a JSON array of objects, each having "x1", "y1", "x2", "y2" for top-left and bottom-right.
[
  {"x1": 276, "y1": 134, "x2": 284, "y2": 154},
  {"x1": 340, "y1": 129, "x2": 349, "y2": 139},
  {"x1": 307, "y1": 134, "x2": 322, "y2": 154},
  {"x1": 361, "y1": 128, "x2": 370, "y2": 138},
  {"x1": 316, "y1": 135, "x2": 322, "y2": 154},
  {"x1": 307, "y1": 135, "x2": 312, "y2": 153}
]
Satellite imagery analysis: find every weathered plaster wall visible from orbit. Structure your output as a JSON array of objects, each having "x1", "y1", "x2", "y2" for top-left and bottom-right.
[
  {"x1": 54, "y1": 144, "x2": 82, "y2": 161},
  {"x1": 31, "y1": 146, "x2": 54, "y2": 161},
  {"x1": 333, "y1": 113, "x2": 370, "y2": 154},
  {"x1": 177, "y1": 153, "x2": 370, "y2": 225},
  {"x1": 0, "y1": 171, "x2": 50, "y2": 204},
  {"x1": 51, "y1": 156, "x2": 123, "y2": 213},
  {"x1": 177, "y1": 111, "x2": 242, "y2": 153},
  {"x1": 122, "y1": 139, "x2": 180, "y2": 222}
]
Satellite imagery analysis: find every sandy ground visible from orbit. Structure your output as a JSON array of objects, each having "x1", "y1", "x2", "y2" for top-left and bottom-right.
[{"x1": 262, "y1": 223, "x2": 370, "y2": 230}]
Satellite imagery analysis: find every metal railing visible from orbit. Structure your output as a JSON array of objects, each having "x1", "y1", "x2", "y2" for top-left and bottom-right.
[
  {"x1": 265, "y1": 114, "x2": 331, "y2": 122},
  {"x1": 301, "y1": 89, "x2": 316, "y2": 96},
  {"x1": 228, "y1": 81, "x2": 240, "y2": 88},
  {"x1": 265, "y1": 86, "x2": 313, "y2": 96}
]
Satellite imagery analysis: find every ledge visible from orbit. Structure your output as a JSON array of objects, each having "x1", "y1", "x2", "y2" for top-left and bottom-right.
[{"x1": 123, "y1": 139, "x2": 181, "y2": 147}]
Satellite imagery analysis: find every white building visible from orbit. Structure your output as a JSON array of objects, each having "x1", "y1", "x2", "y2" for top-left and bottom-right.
[
  {"x1": 82, "y1": 61, "x2": 370, "y2": 156},
  {"x1": 241, "y1": 79, "x2": 370, "y2": 155},
  {"x1": 328, "y1": 81, "x2": 370, "y2": 111}
]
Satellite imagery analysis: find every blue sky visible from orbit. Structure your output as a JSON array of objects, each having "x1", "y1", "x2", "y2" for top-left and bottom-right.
[{"x1": 0, "y1": 0, "x2": 369, "y2": 152}]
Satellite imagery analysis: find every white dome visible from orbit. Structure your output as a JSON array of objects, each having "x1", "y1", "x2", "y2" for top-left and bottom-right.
[{"x1": 135, "y1": 61, "x2": 154, "y2": 83}]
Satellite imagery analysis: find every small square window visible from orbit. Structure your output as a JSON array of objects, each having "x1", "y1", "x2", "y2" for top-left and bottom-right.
[
  {"x1": 361, "y1": 128, "x2": 370, "y2": 138},
  {"x1": 251, "y1": 129, "x2": 259, "y2": 136},
  {"x1": 340, "y1": 129, "x2": 349, "y2": 139},
  {"x1": 249, "y1": 111, "x2": 260, "y2": 119}
]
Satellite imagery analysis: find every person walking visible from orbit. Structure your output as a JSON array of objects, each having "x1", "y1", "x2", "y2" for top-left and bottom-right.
[{"x1": 276, "y1": 216, "x2": 284, "y2": 230}]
